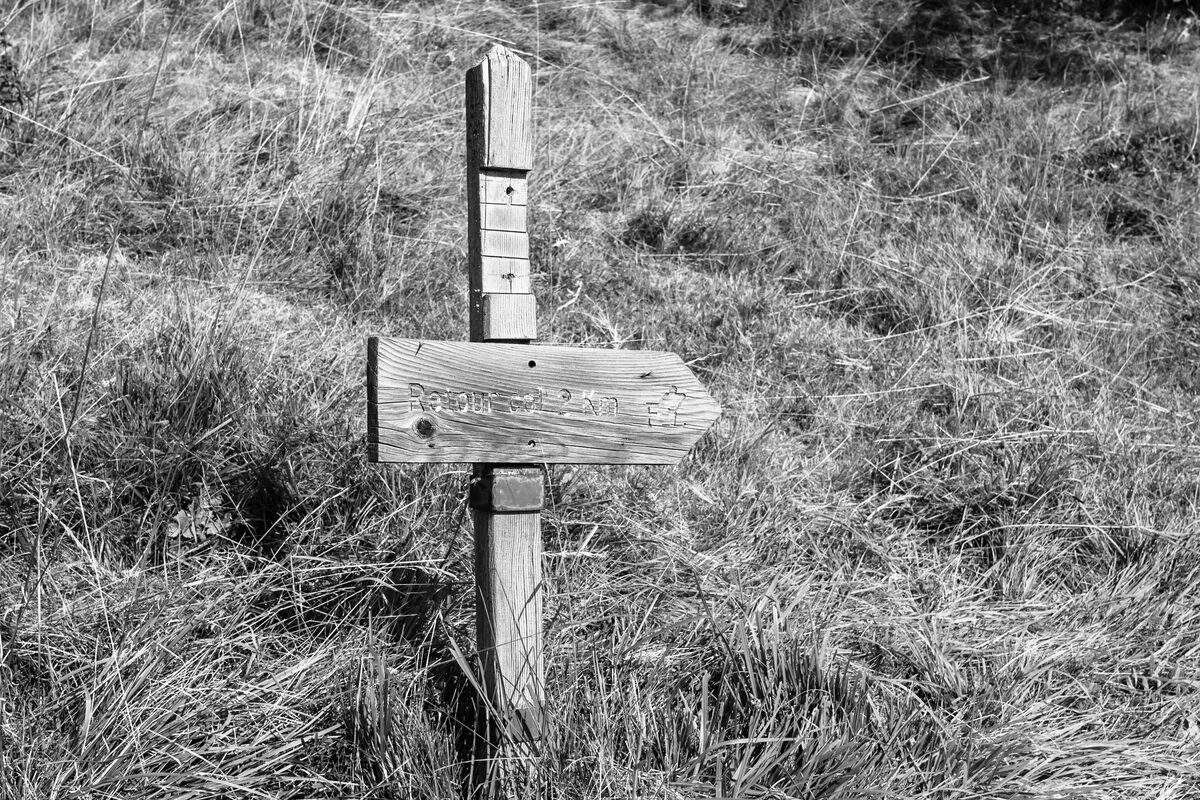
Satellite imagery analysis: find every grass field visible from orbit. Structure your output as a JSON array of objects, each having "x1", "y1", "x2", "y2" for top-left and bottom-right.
[{"x1": 2, "y1": 0, "x2": 1200, "y2": 797}]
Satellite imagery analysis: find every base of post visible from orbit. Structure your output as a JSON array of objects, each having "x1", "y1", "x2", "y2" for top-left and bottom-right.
[
  {"x1": 469, "y1": 693, "x2": 543, "y2": 799},
  {"x1": 505, "y1": 705, "x2": 542, "y2": 741},
  {"x1": 471, "y1": 462, "x2": 545, "y2": 797}
]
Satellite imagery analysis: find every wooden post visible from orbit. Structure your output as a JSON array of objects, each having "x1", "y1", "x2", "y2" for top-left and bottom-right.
[
  {"x1": 465, "y1": 46, "x2": 542, "y2": 796},
  {"x1": 365, "y1": 44, "x2": 721, "y2": 798}
]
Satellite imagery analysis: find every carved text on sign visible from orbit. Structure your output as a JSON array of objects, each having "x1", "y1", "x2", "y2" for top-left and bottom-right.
[
  {"x1": 369, "y1": 338, "x2": 722, "y2": 464},
  {"x1": 408, "y1": 384, "x2": 619, "y2": 417},
  {"x1": 647, "y1": 386, "x2": 686, "y2": 427}
]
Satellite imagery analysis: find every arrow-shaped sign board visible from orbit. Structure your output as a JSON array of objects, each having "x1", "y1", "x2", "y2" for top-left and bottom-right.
[{"x1": 368, "y1": 338, "x2": 721, "y2": 465}]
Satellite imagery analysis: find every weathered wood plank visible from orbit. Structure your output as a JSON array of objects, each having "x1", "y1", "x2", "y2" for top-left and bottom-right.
[
  {"x1": 480, "y1": 256, "x2": 531, "y2": 294},
  {"x1": 468, "y1": 47, "x2": 534, "y2": 344},
  {"x1": 483, "y1": 294, "x2": 537, "y2": 341},
  {"x1": 481, "y1": 202, "x2": 527, "y2": 232},
  {"x1": 368, "y1": 338, "x2": 722, "y2": 464},
  {"x1": 470, "y1": 48, "x2": 533, "y2": 171},
  {"x1": 480, "y1": 173, "x2": 527, "y2": 205},
  {"x1": 474, "y1": 493, "x2": 543, "y2": 731},
  {"x1": 466, "y1": 46, "x2": 544, "y2": 793},
  {"x1": 480, "y1": 230, "x2": 530, "y2": 260}
]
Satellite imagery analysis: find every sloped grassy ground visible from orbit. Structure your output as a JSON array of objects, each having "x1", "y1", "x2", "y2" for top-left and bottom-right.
[{"x1": 2, "y1": 1, "x2": 1200, "y2": 797}]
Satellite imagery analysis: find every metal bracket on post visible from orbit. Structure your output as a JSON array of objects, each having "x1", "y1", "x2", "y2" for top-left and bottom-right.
[{"x1": 470, "y1": 468, "x2": 546, "y2": 513}]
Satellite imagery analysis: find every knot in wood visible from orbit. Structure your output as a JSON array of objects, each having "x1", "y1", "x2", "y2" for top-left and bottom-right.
[{"x1": 414, "y1": 415, "x2": 437, "y2": 439}]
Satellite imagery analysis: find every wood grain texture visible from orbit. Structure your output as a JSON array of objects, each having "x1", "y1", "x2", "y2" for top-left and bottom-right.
[
  {"x1": 480, "y1": 256, "x2": 531, "y2": 294},
  {"x1": 475, "y1": 504, "x2": 543, "y2": 737},
  {"x1": 480, "y1": 230, "x2": 529, "y2": 260},
  {"x1": 467, "y1": 46, "x2": 533, "y2": 342},
  {"x1": 471, "y1": 46, "x2": 533, "y2": 170},
  {"x1": 478, "y1": 174, "x2": 530, "y2": 295},
  {"x1": 369, "y1": 338, "x2": 723, "y2": 464},
  {"x1": 483, "y1": 293, "x2": 537, "y2": 341},
  {"x1": 481, "y1": 202, "x2": 527, "y2": 232},
  {"x1": 466, "y1": 46, "x2": 545, "y2": 773},
  {"x1": 366, "y1": 337, "x2": 380, "y2": 462},
  {"x1": 479, "y1": 174, "x2": 527, "y2": 205}
]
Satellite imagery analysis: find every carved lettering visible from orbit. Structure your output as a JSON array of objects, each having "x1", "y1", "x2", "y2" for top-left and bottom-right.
[
  {"x1": 647, "y1": 386, "x2": 685, "y2": 427},
  {"x1": 469, "y1": 392, "x2": 493, "y2": 412},
  {"x1": 577, "y1": 391, "x2": 619, "y2": 417},
  {"x1": 406, "y1": 385, "x2": 625, "y2": 418}
]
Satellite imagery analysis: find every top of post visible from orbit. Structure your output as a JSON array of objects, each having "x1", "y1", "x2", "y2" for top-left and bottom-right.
[
  {"x1": 480, "y1": 43, "x2": 518, "y2": 63},
  {"x1": 467, "y1": 45, "x2": 533, "y2": 171}
]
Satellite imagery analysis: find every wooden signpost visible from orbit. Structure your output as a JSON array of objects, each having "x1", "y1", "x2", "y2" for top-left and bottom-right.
[{"x1": 366, "y1": 46, "x2": 720, "y2": 796}]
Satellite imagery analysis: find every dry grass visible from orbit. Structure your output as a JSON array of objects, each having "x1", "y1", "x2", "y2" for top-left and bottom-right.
[{"x1": 2, "y1": 0, "x2": 1200, "y2": 797}]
